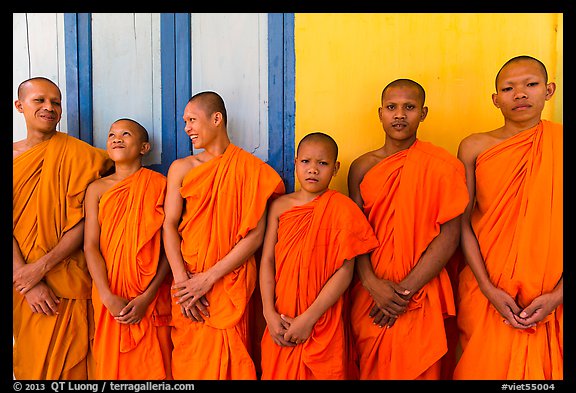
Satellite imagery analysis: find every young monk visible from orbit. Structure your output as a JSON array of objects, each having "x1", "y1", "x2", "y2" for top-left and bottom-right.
[
  {"x1": 13, "y1": 77, "x2": 113, "y2": 379},
  {"x1": 163, "y1": 91, "x2": 285, "y2": 380},
  {"x1": 347, "y1": 79, "x2": 469, "y2": 379},
  {"x1": 84, "y1": 118, "x2": 173, "y2": 380},
  {"x1": 259, "y1": 132, "x2": 379, "y2": 380},
  {"x1": 453, "y1": 55, "x2": 563, "y2": 380}
]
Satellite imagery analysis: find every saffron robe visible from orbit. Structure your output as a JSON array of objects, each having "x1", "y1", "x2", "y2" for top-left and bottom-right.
[
  {"x1": 171, "y1": 144, "x2": 285, "y2": 380},
  {"x1": 92, "y1": 168, "x2": 171, "y2": 380},
  {"x1": 454, "y1": 120, "x2": 563, "y2": 380},
  {"x1": 260, "y1": 190, "x2": 379, "y2": 380},
  {"x1": 13, "y1": 132, "x2": 112, "y2": 379},
  {"x1": 350, "y1": 139, "x2": 468, "y2": 379}
]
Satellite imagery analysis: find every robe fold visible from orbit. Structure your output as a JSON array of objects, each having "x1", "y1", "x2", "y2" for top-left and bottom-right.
[
  {"x1": 92, "y1": 168, "x2": 170, "y2": 380},
  {"x1": 13, "y1": 131, "x2": 112, "y2": 379},
  {"x1": 454, "y1": 120, "x2": 563, "y2": 380},
  {"x1": 171, "y1": 144, "x2": 285, "y2": 380},
  {"x1": 350, "y1": 139, "x2": 469, "y2": 379},
  {"x1": 260, "y1": 190, "x2": 379, "y2": 380}
]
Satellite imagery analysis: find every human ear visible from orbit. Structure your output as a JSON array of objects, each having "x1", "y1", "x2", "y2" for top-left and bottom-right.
[
  {"x1": 14, "y1": 100, "x2": 23, "y2": 113},
  {"x1": 333, "y1": 161, "x2": 340, "y2": 177},
  {"x1": 140, "y1": 142, "x2": 151, "y2": 155},
  {"x1": 545, "y1": 82, "x2": 556, "y2": 101}
]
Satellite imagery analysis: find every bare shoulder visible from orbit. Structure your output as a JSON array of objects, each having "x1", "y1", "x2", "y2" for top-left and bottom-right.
[
  {"x1": 349, "y1": 149, "x2": 384, "y2": 183},
  {"x1": 13, "y1": 140, "x2": 28, "y2": 159},
  {"x1": 269, "y1": 192, "x2": 299, "y2": 219},
  {"x1": 86, "y1": 176, "x2": 116, "y2": 201},
  {"x1": 166, "y1": 155, "x2": 200, "y2": 181},
  {"x1": 458, "y1": 130, "x2": 501, "y2": 164}
]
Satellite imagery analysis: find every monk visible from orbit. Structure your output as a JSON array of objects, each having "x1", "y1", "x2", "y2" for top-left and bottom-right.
[
  {"x1": 13, "y1": 77, "x2": 113, "y2": 379},
  {"x1": 453, "y1": 56, "x2": 563, "y2": 380},
  {"x1": 347, "y1": 79, "x2": 469, "y2": 379},
  {"x1": 163, "y1": 91, "x2": 285, "y2": 379},
  {"x1": 84, "y1": 118, "x2": 173, "y2": 380},
  {"x1": 259, "y1": 132, "x2": 379, "y2": 380}
]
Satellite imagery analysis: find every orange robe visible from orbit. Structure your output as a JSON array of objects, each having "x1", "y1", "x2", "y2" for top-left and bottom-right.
[
  {"x1": 92, "y1": 168, "x2": 171, "y2": 380},
  {"x1": 260, "y1": 190, "x2": 379, "y2": 380},
  {"x1": 454, "y1": 120, "x2": 563, "y2": 380},
  {"x1": 171, "y1": 144, "x2": 285, "y2": 380},
  {"x1": 13, "y1": 132, "x2": 112, "y2": 379},
  {"x1": 350, "y1": 139, "x2": 468, "y2": 380}
]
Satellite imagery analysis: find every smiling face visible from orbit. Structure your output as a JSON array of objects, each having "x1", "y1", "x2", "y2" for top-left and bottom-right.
[
  {"x1": 379, "y1": 84, "x2": 427, "y2": 145},
  {"x1": 492, "y1": 58, "x2": 555, "y2": 126},
  {"x1": 15, "y1": 78, "x2": 62, "y2": 135},
  {"x1": 182, "y1": 100, "x2": 220, "y2": 150},
  {"x1": 106, "y1": 119, "x2": 150, "y2": 163},
  {"x1": 295, "y1": 138, "x2": 340, "y2": 196}
]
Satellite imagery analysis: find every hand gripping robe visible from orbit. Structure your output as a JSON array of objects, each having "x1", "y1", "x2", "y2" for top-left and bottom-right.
[
  {"x1": 454, "y1": 120, "x2": 563, "y2": 380},
  {"x1": 260, "y1": 190, "x2": 379, "y2": 380},
  {"x1": 172, "y1": 144, "x2": 285, "y2": 380},
  {"x1": 13, "y1": 131, "x2": 112, "y2": 379},
  {"x1": 350, "y1": 139, "x2": 469, "y2": 379},
  {"x1": 92, "y1": 168, "x2": 171, "y2": 380}
]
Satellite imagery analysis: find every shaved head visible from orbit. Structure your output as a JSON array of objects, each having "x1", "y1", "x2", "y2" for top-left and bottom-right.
[
  {"x1": 381, "y1": 79, "x2": 426, "y2": 107},
  {"x1": 17, "y1": 77, "x2": 61, "y2": 100},
  {"x1": 189, "y1": 91, "x2": 228, "y2": 126},
  {"x1": 112, "y1": 118, "x2": 149, "y2": 142},
  {"x1": 297, "y1": 132, "x2": 339, "y2": 161},
  {"x1": 495, "y1": 55, "x2": 548, "y2": 90}
]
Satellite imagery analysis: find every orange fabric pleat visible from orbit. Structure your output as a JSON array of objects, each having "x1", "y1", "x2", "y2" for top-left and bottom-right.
[
  {"x1": 350, "y1": 139, "x2": 469, "y2": 380},
  {"x1": 13, "y1": 132, "x2": 112, "y2": 379},
  {"x1": 454, "y1": 120, "x2": 563, "y2": 380},
  {"x1": 260, "y1": 190, "x2": 379, "y2": 380},
  {"x1": 171, "y1": 144, "x2": 285, "y2": 380},
  {"x1": 91, "y1": 168, "x2": 170, "y2": 380}
]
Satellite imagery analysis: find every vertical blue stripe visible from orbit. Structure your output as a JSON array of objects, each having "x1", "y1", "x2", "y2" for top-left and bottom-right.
[
  {"x1": 77, "y1": 13, "x2": 93, "y2": 144},
  {"x1": 283, "y1": 13, "x2": 295, "y2": 192},
  {"x1": 175, "y1": 13, "x2": 192, "y2": 159},
  {"x1": 267, "y1": 13, "x2": 284, "y2": 183},
  {"x1": 64, "y1": 13, "x2": 79, "y2": 138}
]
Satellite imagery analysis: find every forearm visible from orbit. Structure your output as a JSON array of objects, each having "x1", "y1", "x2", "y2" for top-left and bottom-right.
[
  {"x1": 205, "y1": 213, "x2": 267, "y2": 286},
  {"x1": 400, "y1": 216, "x2": 461, "y2": 294},
  {"x1": 141, "y1": 252, "x2": 171, "y2": 300},
  {"x1": 356, "y1": 253, "x2": 380, "y2": 293},
  {"x1": 301, "y1": 260, "x2": 354, "y2": 324},
  {"x1": 460, "y1": 220, "x2": 494, "y2": 294},
  {"x1": 162, "y1": 224, "x2": 189, "y2": 282},
  {"x1": 259, "y1": 255, "x2": 277, "y2": 318},
  {"x1": 37, "y1": 220, "x2": 85, "y2": 275},
  {"x1": 84, "y1": 244, "x2": 113, "y2": 301}
]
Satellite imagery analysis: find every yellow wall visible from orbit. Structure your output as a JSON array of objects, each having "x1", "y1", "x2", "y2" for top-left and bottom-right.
[{"x1": 294, "y1": 13, "x2": 563, "y2": 195}]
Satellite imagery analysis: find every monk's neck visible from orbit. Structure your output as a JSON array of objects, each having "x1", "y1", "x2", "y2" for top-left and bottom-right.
[
  {"x1": 111, "y1": 162, "x2": 142, "y2": 181},
  {"x1": 26, "y1": 129, "x2": 57, "y2": 147},
  {"x1": 202, "y1": 138, "x2": 231, "y2": 158},
  {"x1": 500, "y1": 118, "x2": 542, "y2": 137},
  {"x1": 382, "y1": 137, "x2": 416, "y2": 157}
]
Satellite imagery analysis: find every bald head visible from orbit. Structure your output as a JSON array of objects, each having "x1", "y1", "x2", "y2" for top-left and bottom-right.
[
  {"x1": 112, "y1": 118, "x2": 149, "y2": 142},
  {"x1": 381, "y1": 79, "x2": 426, "y2": 107},
  {"x1": 18, "y1": 77, "x2": 61, "y2": 100},
  {"x1": 495, "y1": 55, "x2": 548, "y2": 91},
  {"x1": 297, "y1": 132, "x2": 339, "y2": 161},
  {"x1": 188, "y1": 91, "x2": 228, "y2": 126}
]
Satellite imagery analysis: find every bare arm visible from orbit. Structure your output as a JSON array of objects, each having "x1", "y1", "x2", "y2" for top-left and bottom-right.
[
  {"x1": 259, "y1": 198, "x2": 294, "y2": 347},
  {"x1": 400, "y1": 215, "x2": 462, "y2": 294},
  {"x1": 458, "y1": 136, "x2": 529, "y2": 329},
  {"x1": 347, "y1": 157, "x2": 409, "y2": 327},
  {"x1": 84, "y1": 182, "x2": 128, "y2": 317},
  {"x1": 13, "y1": 220, "x2": 84, "y2": 294},
  {"x1": 282, "y1": 259, "x2": 355, "y2": 345}
]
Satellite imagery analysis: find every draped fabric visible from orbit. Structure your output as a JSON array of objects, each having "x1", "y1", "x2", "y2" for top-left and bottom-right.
[
  {"x1": 13, "y1": 132, "x2": 112, "y2": 379},
  {"x1": 260, "y1": 190, "x2": 379, "y2": 380},
  {"x1": 171, "y1": 144, "x2": 285, "y2": 380},
  {"x1": 92, "y1": 168, "x2": 170, "y2": 379},
  {"x1": 350, "y1": 139, "x2": 468, "y2": 379},
  {"x1": 454, "y1": 120, "x2": 563, "y2": 380}
]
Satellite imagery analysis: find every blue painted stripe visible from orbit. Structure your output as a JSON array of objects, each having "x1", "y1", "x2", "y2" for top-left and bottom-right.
[
  {"x1": 267, "y1": 13, "x2": 284, "y2": 179},
  {"x1": 175, "y1": 13, "x2": 192, "y2": 159},
  {"x1": 64, "y1": 13, "x2": 80, "y2": 138},
  {"x1": 283, "y1": 13, "x2": 295, "y2": 193}
]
